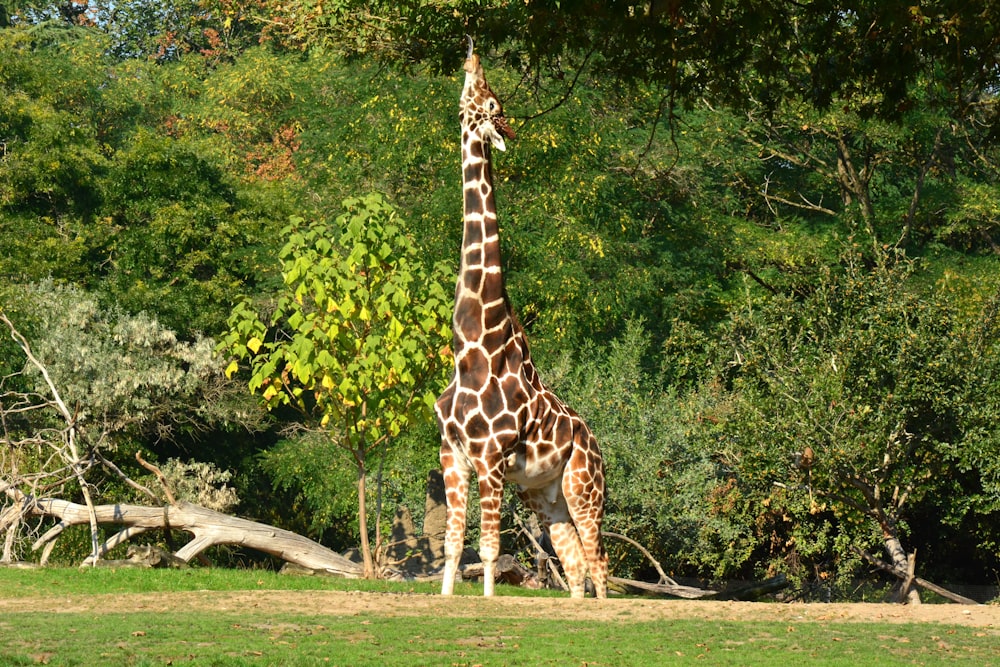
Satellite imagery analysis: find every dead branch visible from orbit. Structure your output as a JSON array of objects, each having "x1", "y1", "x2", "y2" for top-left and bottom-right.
[
  {"x1": 709, "y1": 574, "x2": 790, "y2": 601},
  {"x1": 603, "y1": 531, "x2": 678, "y2": 587},
  {"x1": 94, "y1": 451, "x2": 158, "y2": 504},
  {"x1": 741, "y1": 122, "x2": 833, "y2": 175},
  {"x1": 509, "y1": 509, "x2": 568, "y2": 592},
  {"x1": 135, "y1": 452, "x2": 177, "y2": 505},
  {"x1": 607, "y1": 573, "x2": 789, "y2": 601},
  {"x1": 758, "y1": 175, "x2": 838, "y2": 216},
  {"x1": 2, "y1": 313, "x2": 100, "y2": 563},
  {"x1": 458, "y1": 554, "x2": 543, "y2": 589}
]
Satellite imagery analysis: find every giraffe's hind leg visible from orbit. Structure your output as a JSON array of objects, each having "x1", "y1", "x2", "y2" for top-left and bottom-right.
[
  {"x1": 548, "y1": 520, "x2": 588, "y2": 597},
  {"x1": 563, "y1": 441, "x2": 609, "y2": 598},
  {"x1": 571, "y1": 510, "x2": 608, "y2": 598},
  {"x1": 519, "y1": 486, "x2": 588, "y2": 598}
]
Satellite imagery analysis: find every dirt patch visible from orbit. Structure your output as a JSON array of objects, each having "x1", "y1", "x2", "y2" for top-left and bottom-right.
[{"x1": 2, "y1": 590, "x2": 998, "y2": 628}]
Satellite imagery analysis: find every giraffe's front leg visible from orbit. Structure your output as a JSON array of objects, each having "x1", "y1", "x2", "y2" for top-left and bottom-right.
[
  {"x1": 440, "y1": 445, "x2": 471, "y2": 596},
  {"x1": 476, "y1": 464, "x2": 504, "y2": 596}
]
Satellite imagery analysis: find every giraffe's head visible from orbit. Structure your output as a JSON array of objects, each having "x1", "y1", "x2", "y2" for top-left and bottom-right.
[{"x1": 461, "y1": 37, "x2": 516, "y2": 152}]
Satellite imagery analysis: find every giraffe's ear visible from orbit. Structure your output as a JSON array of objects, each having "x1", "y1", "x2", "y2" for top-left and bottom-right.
[{"x1": 492, "y1": 133, "x2": 506, "y2": 153}]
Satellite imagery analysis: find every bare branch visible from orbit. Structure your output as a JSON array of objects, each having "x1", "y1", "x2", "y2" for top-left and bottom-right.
[
  {"x1": 603, "y1": 531, "x2": 678, "y2": 586},
  {"x1": 85, "y1": 525, "x2": 155, "y2": 563},
  {"x1": 516, "y1": 44, "x2": 597, "y2": 123},
  {"x1": 508, "y1": 507, "x2": 568, "y2": 592},
  {"x1": 135, "y1": 452, "x2": 177, "y2": 506},
  {"x1": 759, "y1": 177, "x2": 838, "y2": 216},
  {"x1": 26, "y1": 497, "x2": 362, "y2": 574},
  {"x1": 95, "y1": 451, "x2": 159, "y2": 504},
  {"x1": 741, "y1": 122, "x2": 836, "y2": 179},
  {"x1": 1, "y1": 312, "x2": 101, "y2": 564}
]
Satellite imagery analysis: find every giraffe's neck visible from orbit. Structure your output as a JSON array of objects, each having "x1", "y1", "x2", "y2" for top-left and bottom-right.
[{"x1": 453, "y1": 131, "x2": 512, "y2": 357}]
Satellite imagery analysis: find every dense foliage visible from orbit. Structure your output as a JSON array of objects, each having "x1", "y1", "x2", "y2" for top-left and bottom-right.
[{"x1": 2, "y1": 1, "x2": 999, "y2": 597}]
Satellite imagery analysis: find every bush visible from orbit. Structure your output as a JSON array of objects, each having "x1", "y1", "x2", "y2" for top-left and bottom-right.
[{"x1": 673, "y1": 248, "x2": 1000, "y2": 591}]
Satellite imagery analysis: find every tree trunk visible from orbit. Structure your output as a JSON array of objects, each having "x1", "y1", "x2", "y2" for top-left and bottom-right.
[
  {"x1": 834, "y1": 130, "x2": 877, "y2": 242},
  {"x1": 18, "y1": 495, "x2": 362, "y2": 576},
  {"x1": 842, "y1": 475, "x2": 920, "y2": 604},
  {"x1": 856, "y1": 547, "x2": 980, "y2": 605},
  {"x1": 356, "y1": 456, "x2": 375, "y2": 578},
  {"x1": 883, "y1": 533, "x2": 920, "y2": 604}
]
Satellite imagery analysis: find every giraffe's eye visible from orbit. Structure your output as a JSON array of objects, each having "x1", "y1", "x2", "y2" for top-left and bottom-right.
[{"x1": 489, "y1": 100, "x2": 496, "y2": 112}]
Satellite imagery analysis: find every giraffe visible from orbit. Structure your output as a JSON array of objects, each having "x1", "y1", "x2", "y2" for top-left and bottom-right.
[{"x1": 434, "y1": 37, "x2": 608, "y2": 599}]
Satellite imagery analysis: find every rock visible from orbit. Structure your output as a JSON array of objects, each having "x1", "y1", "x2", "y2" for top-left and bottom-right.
[
  {"x1": 126, "y1": 544, "x2": 189, "y2": 569},
  {"x1": 422, "y1": 469, "x2": 447, "y2": 568},
  {"x1": 386, "y1": 505, "x2": 419, "y2": 568}
]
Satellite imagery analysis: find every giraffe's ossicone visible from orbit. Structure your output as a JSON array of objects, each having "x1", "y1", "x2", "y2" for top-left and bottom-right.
[{"x1": 434, "y1": 38, "x2": 608, "y2": 599}]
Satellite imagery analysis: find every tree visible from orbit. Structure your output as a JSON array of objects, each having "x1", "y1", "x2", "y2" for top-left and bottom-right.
[
  {"x1": 0, "y1": 281, "x2": 264, "y2": 563},
  {"x1": 726, "y1": 94, "x2": 996, "y2": 258},
  {"x1": 220, "y1": 193, "x2": 453, "y2": 577},
  {"x1": 0, "y1": 306, "x2": 360, "y2": 574},
  {"x1": 241, "y1": 2, "x2": 1000, "y2": 127},
  {"x1": 0, "y1": 24, "x2": 299, "y2": 337},
  {"x1": 674, "y1": 249, "x2": 1000, "y2": 597},
  {"x1": 85, "y1": 0, "x2": 220, "y2": 61}
]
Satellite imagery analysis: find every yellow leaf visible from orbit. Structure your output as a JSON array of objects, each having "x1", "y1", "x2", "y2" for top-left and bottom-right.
[
  {"x1": 224, "y1": 360, "x2": 239, "y2": 378},
  {"x1": 247, "y1": 337, "x2": 262, "y2": 354}
]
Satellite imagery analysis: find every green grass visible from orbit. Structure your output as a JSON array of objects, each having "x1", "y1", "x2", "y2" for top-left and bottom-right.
[
  {"x1": 0, "y1": 565, "x2": 570, "y2": 598},
  {"x1": 1, "y1": 568, "x2": 998, "y2": 666},
  {"x1": 0, "y1": 565, "x2": 452, "y2": 597}
]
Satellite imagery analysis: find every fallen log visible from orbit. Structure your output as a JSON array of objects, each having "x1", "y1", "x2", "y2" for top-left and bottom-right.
[
  {"x1": 608, "y1": 575, "x2": 714, "y2": 599},
  {"x1": 19, "y1": 495, "x2": 363, "y2": 577},
  {"x1": 855, "y1": 547, "x2": 979, "y2": 605},
  {"x1": 709, "y1": 574, "x2": 789, "y2": 601},
  {"x1": 608, "y1": 574, "x2": 789, "y2": 600}
]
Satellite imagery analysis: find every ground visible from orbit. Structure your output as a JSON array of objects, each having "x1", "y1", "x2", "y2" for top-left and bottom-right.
[{"x1": 2, "y1": 590, "x2": 998, "y2": 627}]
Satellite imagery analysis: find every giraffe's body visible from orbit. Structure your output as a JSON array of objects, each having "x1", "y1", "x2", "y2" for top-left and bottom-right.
[{"x1": 434, "y1": 41, "x2": 608, "y2": 599}]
